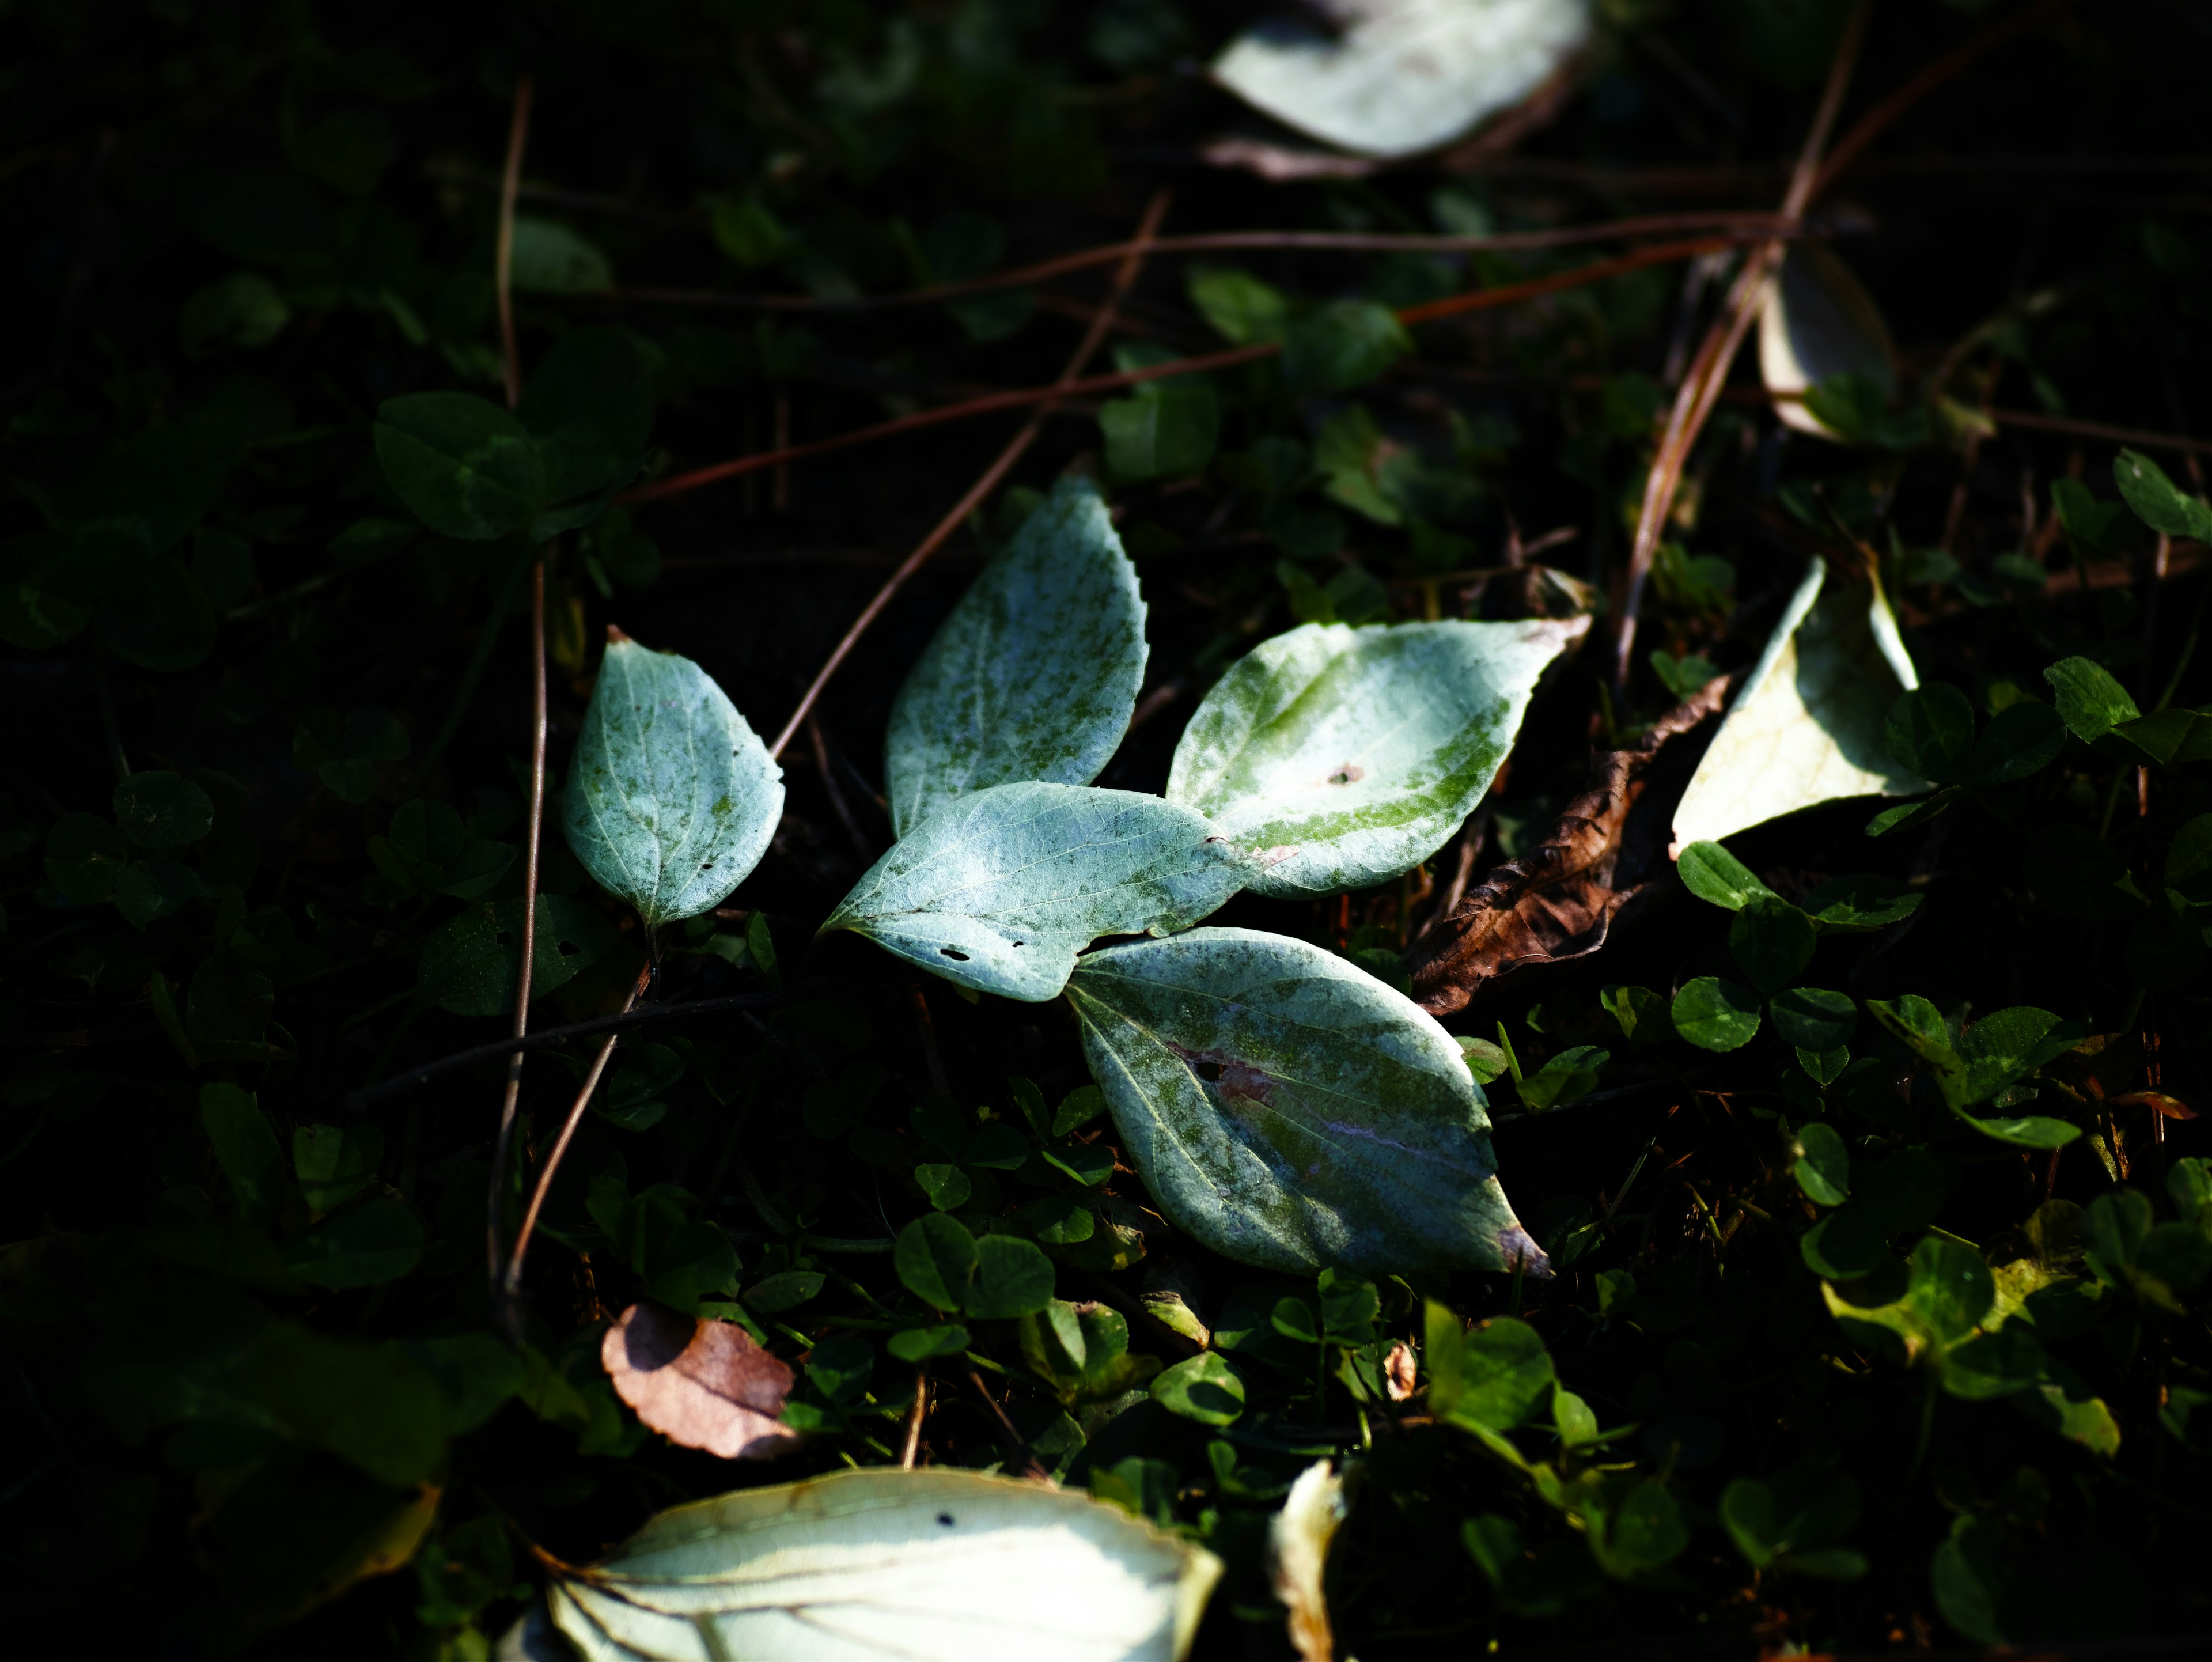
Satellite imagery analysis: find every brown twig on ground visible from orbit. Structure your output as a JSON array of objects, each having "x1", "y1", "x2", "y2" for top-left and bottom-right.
[
  {"x1": 502, "y1": 959, "x2": 654, "y2": 1320},
  {"x1": 493, "y1": 75, "x2": 533, "y2": 411},
  {"x1": 628, "y1": 232, "x2": 1771, "y2": 512},
  {"x1": 809, "y1": 715, "x2": 877, "y2": 865},
  {"x1": 1612, "y1": 2, "x2": 1872, "y2": 686},
  {"x1": 763, "y1": 188, "x2": 1176, "y2": 760},
  {"x1": 900, "y1": 1369, "x2": 929, "y2": 1470},
  {"x1": 607, "y1": 211, "x2": 1796, "y2": 313},
  {"x1": 484, "y1": 73, "x2": 546, "y2": 1319},
  {"x1": 1407, "y1": 680, "x2": 1732, "y2": 1016},
  {"x1": 965, "y1": 1368, "x2": 1052, "y2": 1482},
  {"x1": 342, "y1": 987, "x2": 788, "y2": 1112}
]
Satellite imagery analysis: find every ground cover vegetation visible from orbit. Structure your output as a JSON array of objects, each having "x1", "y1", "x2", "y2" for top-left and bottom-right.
[{"x1": 3, "y1": 0, "x2": 2210, "y2": 1656}]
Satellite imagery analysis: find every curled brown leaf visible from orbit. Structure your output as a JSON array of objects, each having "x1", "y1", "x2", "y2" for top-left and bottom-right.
[
  {"x1": 1407, "y1": 677, "x2": 1730, "y2": 1017},
  {"x1": 601, "y1": 1303, "x2": 804, "y2": 1461}
]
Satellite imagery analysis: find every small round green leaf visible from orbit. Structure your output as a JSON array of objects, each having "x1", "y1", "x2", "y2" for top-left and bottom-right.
[
  {"x1": 1906, "y1": 1235, "x2": 1995, "y2": 1343},
  {"x1": 1800, "y1": 1209, "x2": 1888, "y2": 1280},
  {"x1": 1150, "y1": 1353, "x2": 1245, "y2": 1426},
  {"x1": 44, "y1": 812, "x2": 129, "y2": 904},
  {"x1": 914, "y1": 1163, "x2": 972, "y2": 1212},
  {"x1": 885, "y1": 1323, "x2": 971, "y2": 1364},
  {"x1": 1884, "y1": 683, "x2": 1975, "y2": 783},
  {"x1": 966, "y1": 1234, "x2": 1056, "y2": 1320},
  {"x1": 113, "y1": 770, "x2": 214, "y2": 849},
  {"x1": 1793, "y1": 1123, "x2": 1851, "y2": 1207},
  {"x1": 1671, "y1": 977, "x2": 1762, "y2": 1051},
  {"x1": 415, "y1": 896, "x2": 620, "y2": 1018},
  {"x1": 374, "y1": 392, "x2": 544, "y2": 541},
  {"x1": 1729, "y1": 896, "x2": 1816, "y2": 995},
  {"x1": 894, "y1": 1213, "x2": 978, "y2": 1312},
  {"x1": 1676, "y1": 842, "x2": 1774, "y2": 911},
  {"x1": 1772, "y1": 986, "x2": 1856, "y2": 1051}
]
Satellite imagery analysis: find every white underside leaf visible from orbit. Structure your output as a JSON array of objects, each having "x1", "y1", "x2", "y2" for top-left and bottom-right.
[
  {"x1": 545, "y1": 1468, "x2": 1222, "y2": 1662},
  {"x1": 1211, "y1": 0, "x2": 1592, "y2": 160},
  {"x1": 824, "y1": 782, "x2": 1249, "y2": 1002},
  {"x1": 1671, "y1": 559, "x2": 1925, "y2": 851},
  {"x1": 885, "y1": 476, "x2": 1146, "y2": 838},
  {"x1": 1166, "y1": 618, "x2": 1582, "y2": 899},
  {"x1": 1067, "y1": 927, "x2": 1544, "y2": 1276},
  {"x1": 561, "y1": 637, "x2": 783, "y2": 930}
]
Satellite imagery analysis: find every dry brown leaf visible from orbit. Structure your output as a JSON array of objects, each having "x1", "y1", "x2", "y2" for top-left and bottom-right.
[
  {"x1": 601, "y1": 1303, "x2": 804, "y2": 1461},
  {"x1": 1407, "y1": 677, "x2": 1730, "y2": 1017}
]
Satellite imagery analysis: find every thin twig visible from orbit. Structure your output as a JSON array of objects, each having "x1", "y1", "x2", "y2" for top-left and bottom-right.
[
  {"x1": 628, "y1": 232, "x2": 1768, "y2": 513},
  {"x1": 484, "y1": 72, "x2": 541, "y2": 1316},
  {"x1": 608, "y1": 211, "x2": 1797, "y2": 313},
  {"x1": 1612, "y1": 2, "x2": 1872, "y2": 686},
  {"x1": 1806, "y1": 0, "x2": 2077, "y2": 201},
  {"x1": 965, "y1": 1368, "x2": 1052, "y2": 1482},
  {"x1": 494, "y1": 75, "x2": 534, "y2": 411},
  {"x1": 1986, "y1": 407, "x2": 2212, "y2": 459},
  {"x1": 341, "y1": 988, "x2": 788, "y2": 1111},
  {"x1": 502, "y1": 960, "x2": 653, "y2": 1323},
  {"x1": 764, "y1": 188, "x2": 1176, "y2": 760},
  {"x1": 809, "y1": 715, "x2": 877, "y2": 865},
  {"x1": 900, "y1": 1369, "x2": 928, "y2": 1470}
]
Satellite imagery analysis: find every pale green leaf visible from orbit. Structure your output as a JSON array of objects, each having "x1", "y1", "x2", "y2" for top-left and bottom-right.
[
  {"x1": 1166, "y1": 618, "x2": 1582, "y2": 899},
  {"x1": 885, "y1": 476, "x2": 1146, "y2": 837},
  {"x1": 547, "y1": 1468, "x2": 1222, "y2": 1662},
  {"x1": 1672, "y1": 559, "x2": 1926, "y2": 849},
  {"x1": 1210, "y1": 0, "x2": 1593, "y2": 161},
  {"x1": 1065, "y1": 927, "x2": 1543, "y2": 1275},
  {"x1": 826, "y1": 782, "x2": 1248, "y2": 1002},
  {"x1": 562, "y1": 635, "x2": 783, "y2": 929}
]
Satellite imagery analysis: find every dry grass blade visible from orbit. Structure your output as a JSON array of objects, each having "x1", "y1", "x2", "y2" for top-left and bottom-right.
[
  {"x1": 601, "y1": 1303, "x2": 804, "y2": 1461},
  {"x1": 485, "y1": 71, "x2": 544, "y2": 1319},
  {"x1": 1407, "y1": 679, "x2": 1731, "y2": 1016}
]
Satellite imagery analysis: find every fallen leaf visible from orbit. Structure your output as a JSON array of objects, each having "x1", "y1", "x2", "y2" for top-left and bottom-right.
[
  {"x1": 546, "y1": 1467, "x2": 1222, "y2": 1661},
  {"x1": 1669, "y1": 558, "x2": 1925, "y2": 851},
  {"x1": 1407, "y1": 677, "x2": 1730, "y2": 1016},
  {"x1": 1270, "y1": 1461, "x2": 1346, "y2": 1662},
  {"x1": 1211, "y1": 0, "x2": 1593, "y2": 161},
  {"x1": 601, "y1": 1303, "x2": 803, "y2": 1462},
  {"x1": 1384, "y1": 1340, "x2": 1418, "y2": 1400},
  {"x1": 1759, "y1": 245, "x2": 1897, "y2": 441}
]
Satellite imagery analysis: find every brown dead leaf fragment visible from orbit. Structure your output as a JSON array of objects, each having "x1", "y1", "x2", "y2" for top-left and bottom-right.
[
  {"x1": 601, "y1": 1303, "x2": 804, "y2": 1461},
  {"x1": 1407, "y1": 677, "x2": 1731, "y2": 1017}
]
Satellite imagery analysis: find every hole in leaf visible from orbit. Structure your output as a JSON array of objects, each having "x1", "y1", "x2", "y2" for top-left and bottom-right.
[
  {"x1": 1198, "y1": 1062, "x2": 1225, "y2": 1082},
  {"x1": 1325, "y1": 763, "x2": 1365, "y2": 786},
  {"x1": 937, "y1": 1513, "x2": 955, "y2": 1527},
  {"x1": 1011, "y1": 940, "x2": 1024, "y2": 948},
  {"x1": 700, "y1": 859, "x2": 715, "y2": 870},
  {"x1": 940, "y1": 948, "x2": 970, "y2": 961},
  {"x1": 557, "y1": 938, "x2": 581, "y2": 957}
]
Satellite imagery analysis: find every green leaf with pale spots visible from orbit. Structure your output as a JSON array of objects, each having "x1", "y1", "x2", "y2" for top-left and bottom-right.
[
  {"x1": 562, "y1": 635, "x2": 783, "y2": 929},
  {"x1": 885, "y1": 475, "x2": 1146, "y2": 837},
  {"x1": 1066, "y1": 927, "x2": 1542, "y2": 1277},
  {"x1": 1165, "y1": 618, "x2": 1584, "y2": 899},
  {"x1": 824, "y1": 782, "x2": 1248, "y2": 1002}
]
